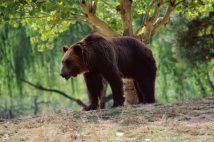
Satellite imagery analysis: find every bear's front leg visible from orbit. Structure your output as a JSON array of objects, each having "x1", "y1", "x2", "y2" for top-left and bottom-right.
[
  {"x1": 84, "y1": 72, "x2": 104, "y2": 111},
  {"x1": 102, "y1": 66, "x2": 124, "y2": 107}
]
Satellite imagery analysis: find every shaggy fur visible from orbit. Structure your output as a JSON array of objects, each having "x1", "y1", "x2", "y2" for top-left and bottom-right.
[{"x1": 61, "y1": 33, "x2": 157, "y2": 110}]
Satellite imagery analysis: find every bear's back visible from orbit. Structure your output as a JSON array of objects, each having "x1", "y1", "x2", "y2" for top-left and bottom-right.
[
  {"x1": 84, "y1": 34, "x2": 106, "y2": 45},
  {"x1": 83, "y1": 33, "x2": 153, "y2": 60}
]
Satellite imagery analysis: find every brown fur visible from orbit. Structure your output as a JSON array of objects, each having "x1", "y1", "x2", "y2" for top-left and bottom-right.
[
  {"x1": 61, "y1": 33, "x2": 156, "y2": 110},
  {"x1": 61, "y1": 44, "x2": 88, "y2": 79}
]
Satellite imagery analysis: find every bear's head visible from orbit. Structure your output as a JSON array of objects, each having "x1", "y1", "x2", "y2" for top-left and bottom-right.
[{"x1": 60, "y1": 43, "x2": 88, "y2": 80}]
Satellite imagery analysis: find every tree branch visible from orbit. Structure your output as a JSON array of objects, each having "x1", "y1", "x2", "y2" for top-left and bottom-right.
[
  {"x1": 79, "y1": 0, "x2": 117, "y2": 36},
  {"x1": 2, "y1": 15, "x2": 83, "y2": 22},
  {"x1": 22, "y1": 79, "x2": 114, "y2": 109},
  {"x1": 100, "y1": 0, "x2": 112, "y2": 6},
  {"x1": 118, "y1": 0, "x2": 133, "y2": 36},
  {"x1": 134, "y1": 0, "x2": 156, "y2": 36},
  {"x1": 134, "y1": 0, "x2": 183, "y2": 43},
  {"x1": 150, "y1": 0, "x2": 162, "y2": 23},
  {"x1": 152, "y1": 0, "x2": 176, "y2": 35},
  {"x1": 175, "y1": 0, "x2": 184, "y2": 6},
  {"x1": 22, "y1": 80, "x2": 88, "y2": 108},
  {"x1": 144, "y1": 0, "x2": 156, "y2": 22},
  {"x1": 134, "y1": 0, "x2": 162, "y2": 43}
]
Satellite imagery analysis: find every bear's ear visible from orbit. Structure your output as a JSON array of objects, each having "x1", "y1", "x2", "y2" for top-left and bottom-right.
[
  {"x1": 63, "y1": 46, "x2": 69, "y2": 53},
  {"x1": 73, "y1": 44, "x2": 83, "y2": 55}
]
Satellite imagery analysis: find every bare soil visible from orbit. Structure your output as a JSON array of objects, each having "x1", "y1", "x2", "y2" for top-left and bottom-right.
[{"x1": 0, "y1": 97, "x2": 214, "y2": 142}]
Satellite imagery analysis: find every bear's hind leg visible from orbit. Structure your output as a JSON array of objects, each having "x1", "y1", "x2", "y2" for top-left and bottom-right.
[
  {"x1": 134, "y1": 80, "x2": 145, "y2": 103},
  {"x1": 139, "y1": 78, "x2": 155, "y2": 103},
  {"x1": 135, "y1": 78, "x2": 155, "y2": 103}
]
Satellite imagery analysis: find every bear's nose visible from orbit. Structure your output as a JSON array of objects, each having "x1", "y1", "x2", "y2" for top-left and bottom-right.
[{"x1": 60, "y1": 73, "x2": 65, "y2": 77}]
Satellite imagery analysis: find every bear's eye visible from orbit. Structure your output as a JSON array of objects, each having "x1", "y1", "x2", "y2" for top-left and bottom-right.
[{"x1": 65, "y1": 60, "x2": 72, "y2": 66}]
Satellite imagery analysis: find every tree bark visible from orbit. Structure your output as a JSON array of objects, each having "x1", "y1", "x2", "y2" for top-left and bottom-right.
[
  {"x1": 80, "y1": 0, "x2": 117, "y2": 36},
  {"x1": 117, "y1": 0, "x2": 139, "y2": 104},
  {"x1": 33, "y1": 97, "x2": 38, "y2": 115},
  {"x1": 118, "y1": 0, "x2": 133, "y2": 36}
]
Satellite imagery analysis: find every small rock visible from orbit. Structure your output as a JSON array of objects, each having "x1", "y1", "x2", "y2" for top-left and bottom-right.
[
  {"x1": 116, "y1": 131, "x2": 124, "y2": 137},
  {"x1": 144, "y1": 138, "x2": 151, "y2": 142}
]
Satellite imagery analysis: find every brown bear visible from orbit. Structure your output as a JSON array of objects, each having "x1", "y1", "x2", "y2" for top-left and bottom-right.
[{"x1": 60, "y1": 33, "x2": 156, "y2": 110}]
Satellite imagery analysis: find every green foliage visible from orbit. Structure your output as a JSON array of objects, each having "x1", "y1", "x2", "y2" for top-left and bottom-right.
[
  {"x1": 0, "y1": 0, "x2": 81, "y2": 51},
  {"x1": 176, "y1": 0, "x2": 214, "y2": 19},
  {"x1": 177, "y1": 12, "x2": 214, "y2": 64},
  {"x1": 0, "y1": 22, "x2": 91, "y2": 118},
  {"x1": 153, "y1": 12, "x2": 213, "y2": 102}
]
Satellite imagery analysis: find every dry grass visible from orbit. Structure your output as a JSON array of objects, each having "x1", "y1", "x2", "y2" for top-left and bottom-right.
[{"x1": 0, "y1": 97, "x2": 214, "y2": 142}]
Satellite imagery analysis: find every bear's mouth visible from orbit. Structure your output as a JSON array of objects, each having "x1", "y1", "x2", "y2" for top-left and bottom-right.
[
  {"x1": 64, "y1": 73, "x2": 78, "y2": 80},
  {"x1": 70, "y1": 73, "x2": 77, "y2": 78},
  {"x1": 64, "y1": 75, "x2": 71, "y2": 80},
  {"x1": 62, "y1": 70, "x2": 79, "y2": 80},
  {"x1": 62, "y1": 73, "x2": 72, "y2": 80}
]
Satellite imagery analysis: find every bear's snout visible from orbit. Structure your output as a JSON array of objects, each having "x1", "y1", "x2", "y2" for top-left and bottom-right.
[
  {"x1": 60, "y1": 72, "x2": 71, "y2": 80},
  {"x1": 60, "y1": 72, "x2": 65, "y2": 78},
  {"x1": 60, "y1": 68, "x2": 70, "y2": 80}
]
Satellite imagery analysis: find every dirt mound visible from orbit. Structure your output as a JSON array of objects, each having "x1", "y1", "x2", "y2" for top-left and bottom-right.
[{"x1": 0, "y1": 97, "x2": 214, "y2": 142}]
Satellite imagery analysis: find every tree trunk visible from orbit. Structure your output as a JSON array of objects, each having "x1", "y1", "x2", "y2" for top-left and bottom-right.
[
  {"x1": 123, "y1": 79, "x2": 139, "y2": 105},
  {"x1": 118, "y1": 0, "x2": 139, "y2": 105},
  {"x1": 33, "y1": 97, "x2": 38, "y2": 115}
]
